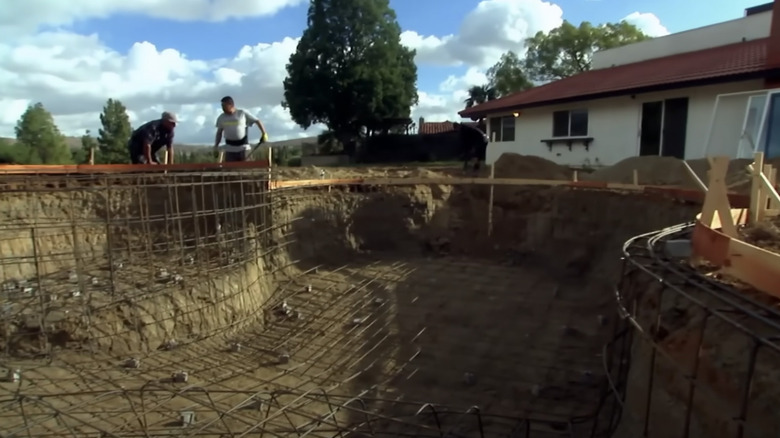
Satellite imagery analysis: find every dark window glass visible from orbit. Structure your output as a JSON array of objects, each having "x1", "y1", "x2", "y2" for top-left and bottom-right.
[
  {"x1": 501, "y1": 117, "x2": 515, "y2": 141},
  {"x1": 569, "y1": 109, "x2": 588, "y2": 136},
  {"x1": 552, "y1": 111, "x2": 569, "y2": 137}
]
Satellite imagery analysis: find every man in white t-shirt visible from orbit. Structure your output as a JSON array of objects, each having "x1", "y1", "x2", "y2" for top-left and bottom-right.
[{"x1": 213, "y1": 96, "x2": 269, "y2": 162}]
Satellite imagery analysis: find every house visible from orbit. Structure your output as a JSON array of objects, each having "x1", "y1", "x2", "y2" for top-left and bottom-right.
[
  {"x1": 459, "y1": 1, "x2": 780, "y2": 166},
  {"x1": 417, "y1": 118, "x2": 481, "y2": 135}
]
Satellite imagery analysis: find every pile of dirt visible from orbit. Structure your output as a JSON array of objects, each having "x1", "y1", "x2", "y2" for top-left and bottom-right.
[
  {"x1": 685, "y1": 158, "x2": 756, "y2": 192},
  {"x1": 584, "y1": 156, "x2": 770, "y2": 192},
  {"x1": 585, "y1": 156, "x2": 695, "y2": 187},
  {"x1": 493, "y1": 153, "x2": 571, "y2": 180}
]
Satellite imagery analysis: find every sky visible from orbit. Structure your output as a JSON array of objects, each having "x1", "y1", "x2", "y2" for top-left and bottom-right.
[{"x1": 0, "y1": 0, "x2": 764, "y2": 144}]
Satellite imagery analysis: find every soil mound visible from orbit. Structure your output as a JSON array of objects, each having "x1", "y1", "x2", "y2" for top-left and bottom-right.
[
  {"x1": 493, "y1": 153, "x2": 571, "y2": 180},
  {"x1": 586, "y1": 156, "x2": 691, "y2": 186},
  {"x1": 582, "y1": 156, "x2": 780, "y2": 193},
  {"x1": 686, "y1": 158, "x2": 754, "y2": 192},
  {"x1": 586, "y1": 156, "x2": 780, "y2": 192}
]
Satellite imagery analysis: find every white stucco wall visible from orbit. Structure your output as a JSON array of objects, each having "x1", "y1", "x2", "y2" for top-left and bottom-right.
[
  {"x1": 485, "y1": 80, "x2": 766, "y2": 167},
  {"x1": 591, "y1": 11, "x2": 771, "y2": 69}
]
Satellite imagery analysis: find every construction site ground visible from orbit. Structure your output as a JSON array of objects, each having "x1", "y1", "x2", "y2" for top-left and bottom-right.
[{"x1": 0, "y1": 152, "x2": 779, "y2": 438}]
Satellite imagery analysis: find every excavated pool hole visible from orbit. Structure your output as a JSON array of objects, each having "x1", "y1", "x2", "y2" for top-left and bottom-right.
[{"x1": 0, "y1": 173, "x2": 705, "y2": 437}]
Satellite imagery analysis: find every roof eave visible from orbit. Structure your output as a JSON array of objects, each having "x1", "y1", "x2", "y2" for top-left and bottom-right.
[{"x1": 459, "y1": 70, "x2": 772, "y2": 119}]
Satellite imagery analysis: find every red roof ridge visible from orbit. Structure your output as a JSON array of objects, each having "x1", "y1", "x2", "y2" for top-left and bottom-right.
[{"x1": 461, "y1": 37, "x2": 771, "y2": 118}]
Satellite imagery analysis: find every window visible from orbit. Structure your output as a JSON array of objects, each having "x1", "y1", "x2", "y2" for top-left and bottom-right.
[
  {"x1": 552, "y1": 109, "x2": 588, "y2": 137},
  {"x1": 488, "y1": 116, "x2": 516, "y2": 142}
]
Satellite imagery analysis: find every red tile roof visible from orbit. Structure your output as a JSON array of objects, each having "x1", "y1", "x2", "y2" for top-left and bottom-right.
[
  {"x1": 419, "y1": 121, "x2": 478, "y2": 135},
  {"x1": 460, "y1": 38, "x2": 773, "y2": 118}
]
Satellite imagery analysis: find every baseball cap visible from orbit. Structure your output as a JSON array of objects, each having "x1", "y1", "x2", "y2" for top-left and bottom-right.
[{"x1": 161, "y1": 111, "x2": 178, "y2": 124}]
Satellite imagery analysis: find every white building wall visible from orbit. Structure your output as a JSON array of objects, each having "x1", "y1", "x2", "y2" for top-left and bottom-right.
[
  {"x1": 485, "y1": 80, "x2": 765, "y2": 167},
  {"x1": 591, "y1": 11, "x2": 771, "y2": 69}
]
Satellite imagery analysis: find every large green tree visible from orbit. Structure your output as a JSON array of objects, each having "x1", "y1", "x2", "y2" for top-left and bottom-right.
[
  {"x1": 97, "y1": 98, "x2": 132, "y2": 164},
  {"x1": 282, "y1": 0, "x2": 418, "y2": 154},
  {"x1": 524, "y1": 20, "x2": 650, "y2": 82},
  {"x1": 486, "y1": 51, "x2": 533, "y2": 97},
  {"x1": 14, "y1": 103, "x2": 72, "y2": 164},
  {"x1": 0, "y1": 138, "x2": 21, "y2": 164}
]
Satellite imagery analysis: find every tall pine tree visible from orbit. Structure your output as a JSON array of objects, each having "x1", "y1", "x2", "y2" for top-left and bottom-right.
[
  {"x1": 282, "y1": 0, "x2": 418, "y2": 155},
  {"x1": 97, "y1": 98, "x2": 132, "y2": 164},
  {"x1": 14, "y1": 103, "x2": 72, "y2": 164}
]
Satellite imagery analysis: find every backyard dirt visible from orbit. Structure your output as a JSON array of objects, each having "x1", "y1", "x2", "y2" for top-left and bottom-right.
[{"x1": 0, "y1": 152, "x2": 778, "y2": 437}]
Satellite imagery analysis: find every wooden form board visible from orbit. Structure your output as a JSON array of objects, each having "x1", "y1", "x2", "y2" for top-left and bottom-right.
[
  {"x1": 0, "y1": 160, "x2": 271, "y2": 175},
  {"x1": 692, "y1": 154, "x2": 780, "y2": 299},
  {"x1": 273, "y1": 176, "x2": 642, "y2": 190},
  {"x1": 268, "y1": 176, "x2": 752, "y2": 208}
]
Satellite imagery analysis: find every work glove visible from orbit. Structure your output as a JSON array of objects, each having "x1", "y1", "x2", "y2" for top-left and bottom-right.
[{"x1": 261, "y1": 132, "x2": 268, "y2": 143}]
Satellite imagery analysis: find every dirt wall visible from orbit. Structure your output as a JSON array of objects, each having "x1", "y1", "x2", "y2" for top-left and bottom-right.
[
  {"x1": 615, "y1": 266, "x2": 779, "y2": 438},
  {"x1": 0, "y1": 176, "x2": 278, "y2": 356}
]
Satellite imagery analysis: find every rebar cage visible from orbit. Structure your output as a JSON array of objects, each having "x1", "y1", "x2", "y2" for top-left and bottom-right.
[
  {"x1": 0, "y1": 171, "x2": 630, "y2": 438},
  {"x1": 614, "y1": 223, "x2": 780, "y2": 438}
]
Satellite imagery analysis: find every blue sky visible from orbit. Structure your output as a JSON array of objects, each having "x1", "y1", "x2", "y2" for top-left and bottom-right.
[
  {"x1": 0, "y1": 0, "x2": 767, "y2": 142},
  {"x1": 84, "y1": 0, "x2": 758, "y2": 57}
]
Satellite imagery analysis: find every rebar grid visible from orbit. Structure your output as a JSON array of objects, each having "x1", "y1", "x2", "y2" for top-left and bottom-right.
[
  {"x1": 0, "y1": 175, "x2": 625, "y2": 437},
  {"x1": 0, "y1": 171, "x2": 275, "y2": 356},
  {"x1": 614, "y1": 223, "x2": 780, "y2": 438}
]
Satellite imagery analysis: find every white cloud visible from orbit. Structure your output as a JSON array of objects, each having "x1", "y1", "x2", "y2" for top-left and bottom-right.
[
  {"x1": 0, "y1": 0, "x2": 671, "y2": 145},
  {"x1": 438, "y1": 68, "x2": 489, "y2": 93},
  {"x1": 402, "y1": 0, "x2": 564, "y2": 68},
  {"x1": 0, "y1": 0, "x2": 307, "y2": 37},
  {"x1": 622, "y1": 12, "x2": 670, "y2": 37},
  {"x1": 0, "y1": 30, "x2": 315, "y2": 144}
]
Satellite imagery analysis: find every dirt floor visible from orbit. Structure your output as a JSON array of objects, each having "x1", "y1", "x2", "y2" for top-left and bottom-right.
[
  {"x1": 0, "y1": 153, "x2": 778, "y2": 438},
  {"x1": 0, "y1": 258, "x2": 614, "y2": 436}
]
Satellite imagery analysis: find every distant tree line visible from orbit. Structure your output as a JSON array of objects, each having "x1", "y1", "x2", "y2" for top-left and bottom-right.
[
  {"x1": 0, "y1": 99, "x2": 133, "y2": 165},
  {"x1": 0, "y1": 98, "x2": 227, "y2": 165}
]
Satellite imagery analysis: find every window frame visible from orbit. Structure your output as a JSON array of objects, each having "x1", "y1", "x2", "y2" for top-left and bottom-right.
[
  {"x1": 552, "y1": 109, "x2": 589, "y2": 138},
  {"x1": 488, "y1": 116, "x2": 516, "y2": 142}
]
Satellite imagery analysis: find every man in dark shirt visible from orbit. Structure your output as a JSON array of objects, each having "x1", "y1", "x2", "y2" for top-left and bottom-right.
[
  {"x1": 454, "y1": 122, "x2": 488, "y2": 172},
  {"x1": 128, "y1": 111, "x2": 177, "y2": 164}
]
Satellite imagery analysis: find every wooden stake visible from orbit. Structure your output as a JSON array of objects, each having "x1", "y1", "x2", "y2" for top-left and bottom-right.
[
  {"x1": 632, "y1": 169, "x2": 638, "y2": 186},
  {"x1": 750, "y1": 152, "x2": 765, "y2": 224},
  {"x1": 763, "y1": 164, "x2": 777, "y2": 211},
  {"x1": 88, "y1": 146, "x2": 95, "y2": 165},
  {"x1": 573, "y1": 170, "x2": 578, "y2": 182}
]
